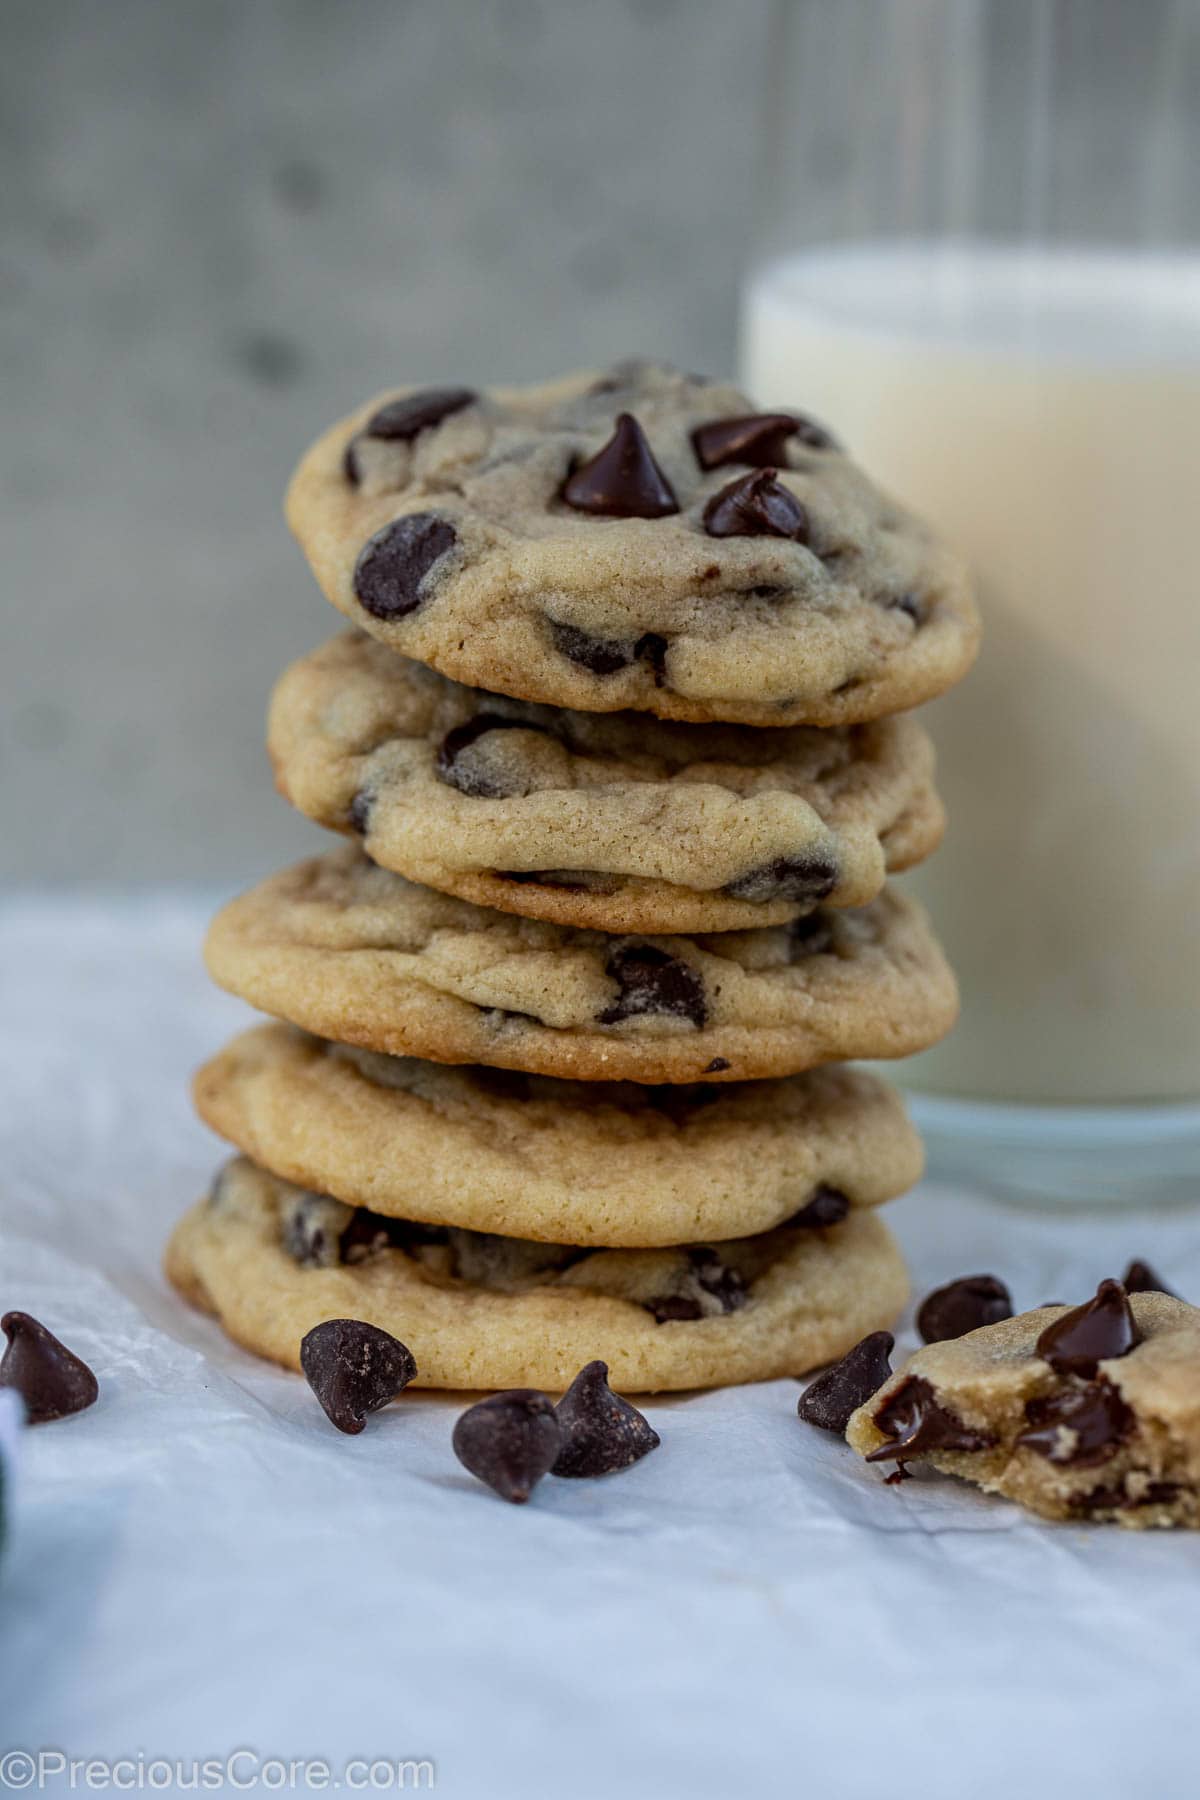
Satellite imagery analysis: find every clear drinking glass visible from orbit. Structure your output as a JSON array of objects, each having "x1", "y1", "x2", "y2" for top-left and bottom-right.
[{"x1": 740, "y1": 0, "x2": 1200, "y2": 1204}]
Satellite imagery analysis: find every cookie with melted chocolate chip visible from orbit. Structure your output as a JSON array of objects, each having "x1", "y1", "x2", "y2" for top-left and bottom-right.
[
  {"x1": 165, "y1": 1157, "x2": 909, "y2": 1392},
  {"x1": 285, "y1": 359, "x2": 979, "y2": 727},
  {"x1": 203, "y1": 846, "x2": 959, "y2": 1085},
  {"x1": 847, "y1": 1286, "x2": 1200, "y2": 1528},
  {"x1": 267, "y1": 631, "x2": 944, "y2": 934}
]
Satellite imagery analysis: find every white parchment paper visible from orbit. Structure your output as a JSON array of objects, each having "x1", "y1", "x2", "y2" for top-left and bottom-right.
[{"x1": 1, "y1": 892, "x2": 1197, "y2": 1799}]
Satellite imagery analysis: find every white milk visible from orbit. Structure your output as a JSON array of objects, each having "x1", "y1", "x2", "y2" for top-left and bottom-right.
[{"x1": 742, "y1": 245, "x2": 1200, "y2": 1104}]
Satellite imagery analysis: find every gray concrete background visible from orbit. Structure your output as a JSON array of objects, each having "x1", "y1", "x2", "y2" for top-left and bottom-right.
[{"x1": 2, "y1": 0, "x2": 772, "y2": 883}]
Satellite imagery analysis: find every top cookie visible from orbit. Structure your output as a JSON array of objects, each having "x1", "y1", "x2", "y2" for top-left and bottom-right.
[{"x1": 285, "y1": 360, "x2": 979, "y2": 726}]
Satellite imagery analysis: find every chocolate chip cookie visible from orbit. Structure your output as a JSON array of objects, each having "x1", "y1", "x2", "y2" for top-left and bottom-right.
[
  {"x1": 165, "y1": 1157, "x2": 909, "y2": 1391},
  {"x1": 846, "y1": 1282, "x2": 1200, "y2": 1528},
  {"x1": 284, "y1": 360, "x2": 979, "y2": 727},
  {"x1": 269, "y1": 632, "x2": 944, "y2": 933},
  {"x1": 194, "y1": 1024, "x2": 924, "y2": 1248},
  {"x1": 204, "y1": 846, "x2": 958, "y2": 1084}
]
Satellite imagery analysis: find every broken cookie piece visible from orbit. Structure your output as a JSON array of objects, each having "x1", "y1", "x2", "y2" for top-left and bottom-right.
[{"x1": 846, "y1": 1283, "x2": 1200, "y2": 1528}]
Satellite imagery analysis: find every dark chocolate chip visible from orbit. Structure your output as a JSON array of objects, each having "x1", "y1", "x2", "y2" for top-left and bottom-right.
[
  {"x1": 691, "y1": 411, "x2": 834, "y2": 471},
  {"x1": 353, "y1": 513, "x2": 457, "y2": 620},
  {"x1": 552, "y1": 1360, "x2": 660, "y2": 1478},
  {"x1": 1071, "y1": 1478, "x2": 1182, "y2": 1517},
  {"x1": 797, "y1": 1330, "x2": 894, "y2": 1434},
  {"x1": 1036, "y1": 1279, "x2": 1141, "y2": 1378},
  {"x1": 497, "y1": 870, "x2": 613, "y2": 895},
  {"x1": 724, "y1": 852, "x2": 839, "y2": 907},
  {"x1": 347, "y1": 788, "x2": 374, "y2": 835},
  {"x1": 597, "y1": 943, "x2": 708, "y2": 1028},
  {"x1": 1016, "y1": 1377, "x2": 1135, "y2": 1468},
  {"x1": 702, "y1": 469, "x2": 810, "y2": 541},
  {"x1": 365, "y1": 387, "x2": 476, "y2": 442},
  {"x1": 338, "y1": 1207, "x2": 418, "y2": 1265},
  {"x1": 916, "y1": 1274, "x2": 1014, "y2": 1344},
  {"x1": 436, "y1": 712, "x2": 550, "y2": 799},
  {"x1": 704, "y1": 1057, "x2": 731, "y2": 1073},
  {"x1": 785, "y1": 1185, "x2": 851, "y2": 1230},
  {"x1": 647, "y1": 1295, "x2": 706, "y2": 1323},
  {"x1": 865, "y1": 1375, "x2": 994, "y2": 1462},
  {"x1": 688, "y1": 1246, "x2": 747, "y2": 1312},
  {"x1": 549, "y1": 619, "x2": 636, "y2": 675},
  {"x1": 0, "y1": 1312, "x2": 99, "y2": 1425},
  {"x1": 788, "y1": 913, "x2": 835, "y2": 959},
  {"x1": 548, "y1": 619, "x2": 669, "y2": 685},
  {"x1": 562, "y1": 413, "x2": 679, "y2": 518},
  {"x1": 452, "y1": 1389, "x2": 562, "y2": 1503},
  {"x1": 299, "y1": 1318, "x2": 416, "y2": 1434},
  {"x1": 1122, "y1": 1258, "x2": 1178, "y2": 1299}
]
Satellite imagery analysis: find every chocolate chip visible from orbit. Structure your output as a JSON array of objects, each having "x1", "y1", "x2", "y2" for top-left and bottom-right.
[
  {"x1": 452, "y1": 1390, "x2": 562, "y2": 1503},
  {"x1": 548, "y1": 620, "x2": 669, "y2": 685},
  {"x1": 797, "y1": 1331, "x2": 893, "y2": 1433},
  {"x1": 284, "y1": 1193, "x2": 353, "y2": 1267},
  {"x1": 724, "y1": 852, "x2": 839, "y2": 907},
  {"x1": 647, "y1": 1296, "x2": 705, "y2": 1323},
  {"x1": 299, "y1": 1318, "x2": 416, "y2": 1434},
  {"x1": 366, "y1": 387, "x2": 476, "y2": 441},
  {"x1": 691, "y1": 411, "x2": 834, "y2": 471},
  {"x1": 344, "y1": 387, "x2": 477, "y2": 481},
  {"x1": 347, "y1": 788, "x2": 374, "y2": 834},
  {"x1": 497, "y1": 869, "x2": 615, "y2": 895},
  {"x1": 645, "y1": 1247, "x2": 746, "y2": 1324},
  {"x1": 562, "y1": 413, "x2": 679, "y2": 518},
  {"x1": 702, "y1": 470, "x2": 810, "y2": 541},
  {"x1": 916, "y1": 1274, "x2": 1014, "y2": 1344},
  {"x1": 0, "y1": 1312, "x2": 99, "y2": 1425},
  {"x1": 552, "y1": 1360, "x2": 660, "y2": 1478},
  {"x1": 1036, "y1": 1279, "x2": 1141, "y2": 1378},
  {"x1": 353, "y1": 513, "x2": 457, "y2": 620},
  {"x1": 597, "y1": 943, "x2": 708, "y2": 1028},
  {"x1": 688, "y1": 1246, "x2": 747, "y2": 1312},
  {"x1": 1071, "y1": 1478, "x2": 1182, "y2": 1517},
  {"x1": 786, "y1": 1185, "x2": 851, "y2": 1229},
  {"x1": 788, "y1": 913, "x2": 835, "y2": 959},
  {"x1": 1122, "y1": 1258, "x2": 1178, "y2": 1298},
  {"x1": 1017, "y1": 1377, "x2": 1135, "y2": 1468},
  {"x1": 705, "y1": 1057, "x2": 731, "y2": 1073},
  {"x1": 864, "y1": 1376, "x2": 994, "y2": 1462},
  {"x1": 435, "y1": 712, "x2": 550, "y2": 799}
]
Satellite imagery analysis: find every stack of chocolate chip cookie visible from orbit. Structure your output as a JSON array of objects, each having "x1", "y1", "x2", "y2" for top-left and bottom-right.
[{"x1": 167, "y1": 360, "x2": 979, "y2": 1394}]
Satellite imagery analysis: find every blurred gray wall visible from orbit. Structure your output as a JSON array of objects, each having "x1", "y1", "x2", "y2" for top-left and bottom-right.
[{"x1": 1, "y1": 0, "x2": 772, "y2": 883}]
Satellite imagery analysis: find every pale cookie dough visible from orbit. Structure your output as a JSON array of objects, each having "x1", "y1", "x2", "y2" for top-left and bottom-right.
[
  {"x1": 165, "y1": 1157, "x2": 910, "y2": 1391},
  {"x1": 204, "y1": 847, "x2": 958, "y2": 1084},
  {"x1": 268, "y1": 631, "x2": 944, "y2": 933},
  {"x1": 194, "y1": 1023, "x2": 924, "y2": 1248},
  {"x1": 284, "y1": 360, "x2": 979, "y2": 727},
  {"x1": 847, "y1": 1288, "x2": 1200, "y2": 1528}
]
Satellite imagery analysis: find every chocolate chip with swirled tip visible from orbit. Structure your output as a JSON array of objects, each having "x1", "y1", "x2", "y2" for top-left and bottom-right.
[
  {"x1": 1035, "y1": 1279, "x2": 1141, "y2": 1378},
  {"x1": 702, "y1": 469, "x2": 810, "y2": 542},
  {"x1": 1122, "y1": 1258, "x2": 1178, "y2": 1299},
  {"x1": 916, "y1": 1274, "x2": 1013, "y2": 1344},
  {"x1": 561, "y1": 413, "x2": 679, "y2": 519},
  {"x1": 452, "y1": 1390, "x2": 562, "y2": 1503},
  {"x1": 691, "y1": 411, "x2": 835, "y2": 471},
  {"x1": 0, "y1": 1311, "x2": 99, "y2": 1424},
  {"x1": 797, "y1": 1330, "x2": 894, "y2": 1434},
  {"x1": 299, "y1": 1318, "x2": 417, "y2": 1434},
  {"x1": 552, "y1": 1361, "x2": 660, "y2": 1478}
]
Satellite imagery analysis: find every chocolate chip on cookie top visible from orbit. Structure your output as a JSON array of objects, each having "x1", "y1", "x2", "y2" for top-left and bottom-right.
[{"x1": 1035, "y1": 1278, "x2": 1141, "y2": 1376}]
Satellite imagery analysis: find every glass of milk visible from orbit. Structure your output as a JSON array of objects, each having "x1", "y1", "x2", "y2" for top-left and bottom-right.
[{"x1": 741, "y1": 0, "x2": 1200, "y2": 1204}]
